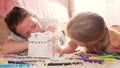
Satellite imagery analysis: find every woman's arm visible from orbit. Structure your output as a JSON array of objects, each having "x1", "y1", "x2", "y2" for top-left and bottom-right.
[{"x1": 1, "y1": 39, "x2": 28, "y2": 54}]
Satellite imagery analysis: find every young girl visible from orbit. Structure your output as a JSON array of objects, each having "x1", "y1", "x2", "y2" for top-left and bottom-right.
[{"x1": 60, "y1": 12, "x2": 120, "y2": 54}]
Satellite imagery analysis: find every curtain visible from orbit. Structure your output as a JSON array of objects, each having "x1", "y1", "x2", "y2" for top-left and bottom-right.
[{"x1": 73, "y1": 0, "x2": 120, "y2": 26}]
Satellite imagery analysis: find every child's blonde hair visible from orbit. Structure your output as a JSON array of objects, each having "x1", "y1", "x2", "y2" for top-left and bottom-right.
[{"x1": 67, "y1": 12, "x2": 106, "y2": 42}]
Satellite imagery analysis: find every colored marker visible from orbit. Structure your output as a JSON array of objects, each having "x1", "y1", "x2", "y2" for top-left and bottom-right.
[
  {"x1": 0, "y1": 64, "x2": 30, "y2": 67},
  {"x1": 46, "y1": 62, "x2": 83, "y2": 66},
  {"x1": 89, "y1": 57, "x2": 116, "y2": 61},
  {"x1": 8, "y1": 61, "x2": 29, "y2": 64}
]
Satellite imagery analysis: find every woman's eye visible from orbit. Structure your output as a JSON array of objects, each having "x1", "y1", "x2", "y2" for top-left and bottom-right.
[
  {"x1": 32, "y1": 22, "x2": 37, "y2": 28},
  {"x1": 24, "y1": 32, "x2": 30, "y2": 38},
  {"x1": 32, "y1": 23, "x2": 37, "y2": 28}
]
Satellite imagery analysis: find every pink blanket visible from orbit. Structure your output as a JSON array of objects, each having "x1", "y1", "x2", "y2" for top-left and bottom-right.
[{"x1": 0, "y1": 0, "x2": 69, "y2": 22}]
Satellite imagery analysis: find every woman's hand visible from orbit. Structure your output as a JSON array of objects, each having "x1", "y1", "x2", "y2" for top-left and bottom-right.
[{"x1": 44, "y1": 26, "x2": 56, "y2": 32}]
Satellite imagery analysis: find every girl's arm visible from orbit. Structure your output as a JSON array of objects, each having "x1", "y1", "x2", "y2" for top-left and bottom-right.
[{"x1": 59, "y1": 40, "x2": 78, "y2": 54}]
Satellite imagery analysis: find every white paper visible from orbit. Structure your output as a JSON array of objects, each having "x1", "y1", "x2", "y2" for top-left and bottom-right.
[{"x1": 28, "y1": 31, "x2": 53, "y2": 58}]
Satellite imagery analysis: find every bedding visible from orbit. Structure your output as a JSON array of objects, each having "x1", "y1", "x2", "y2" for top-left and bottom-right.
[
  {"x1": 0, "y1": 0, "x2": 70, "y2": 44},
  {"x1": 0, "y1": 0, "x2": 69, "y2": 22}
]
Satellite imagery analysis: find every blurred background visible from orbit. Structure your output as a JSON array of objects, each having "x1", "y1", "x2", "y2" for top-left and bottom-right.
[{"x1": 0, "y1": 0, "x2": 120, "y2": 44}]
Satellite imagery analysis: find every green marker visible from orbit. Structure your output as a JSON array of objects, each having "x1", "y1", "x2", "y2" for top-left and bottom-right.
[{"x1": 89, "y1": 57, "x2": 117, "y2": 61}]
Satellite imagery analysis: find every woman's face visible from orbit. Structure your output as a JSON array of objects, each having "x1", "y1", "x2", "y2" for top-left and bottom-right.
[{"x1": 16, "y1": 16, "x2": 43, "y2": 38}]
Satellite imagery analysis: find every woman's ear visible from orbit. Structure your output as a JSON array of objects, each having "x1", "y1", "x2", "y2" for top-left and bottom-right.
[{"x1": 33, "y1": 15, "x2": 39, "y2": 20}]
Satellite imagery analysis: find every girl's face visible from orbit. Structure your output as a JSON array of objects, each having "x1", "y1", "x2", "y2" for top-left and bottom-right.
[
  {"x1": 16, "y1": 16, "x2": 43, "y2": 39},
  {"x1": 67, "y1": 28, "x2": 107, "y2": 47}
]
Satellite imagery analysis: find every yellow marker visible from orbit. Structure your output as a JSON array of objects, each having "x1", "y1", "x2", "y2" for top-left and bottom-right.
[
  {"x1": 0, "y1": 61, "x2": 8, "y2": 64},
  {"x1": 0, "y1": 57, "x2": 15, "y2": 64},
  {"x1": 0, "y1": 59, "x2": 8, "y2": 64}
]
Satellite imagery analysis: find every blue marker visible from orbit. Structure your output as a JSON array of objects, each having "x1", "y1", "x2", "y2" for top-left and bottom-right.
[
  {"x1": 8, "y1": 61, "x2": 29, "y2": 64},
  {"x1": 0, "y1": 64, "x2": 30, "y2": 67},
  {"x1": 8, "y1": 61, "x2": 38, "y2": 67}
]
